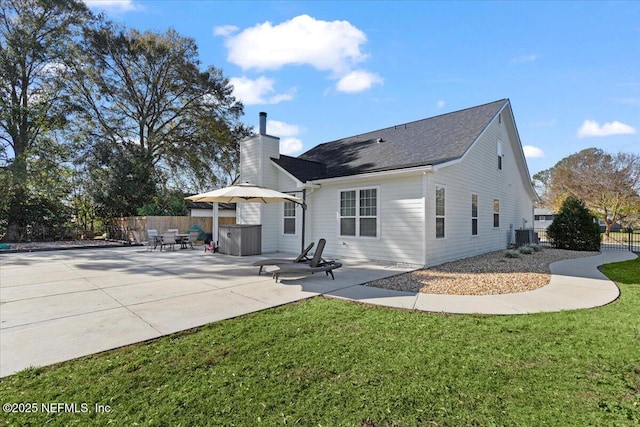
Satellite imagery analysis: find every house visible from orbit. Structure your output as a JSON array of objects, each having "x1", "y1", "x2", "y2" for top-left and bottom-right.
[
  {"x1": 534, "y1": 206, "x2": 620, "y2": 233},
  {"x1": 186, "y1": 200, "x2": 236, "y2": 225},
  {"x1": 239, "y1": 99, "x2": 538, "y2": 267},
  {"x1": 598, "y1": 219, "x2": 621, "y2": 233},
  {"x1": 534, "y1": 207, "x2": 556, "y2": 230}
]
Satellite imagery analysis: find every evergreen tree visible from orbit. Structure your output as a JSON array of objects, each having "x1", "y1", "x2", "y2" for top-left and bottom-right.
[{"x1": 547, "y1": 196, "x2": 601, "y2": 251}]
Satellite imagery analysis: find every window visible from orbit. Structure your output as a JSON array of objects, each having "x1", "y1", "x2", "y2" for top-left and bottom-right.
[
  {"x1": 339, "y1": 188, "x2": 377, "y2": 237},
  {"x1": 283, "y1": 201, "x2": 296, "y2": 234},
  {"x1": 471, "y1": 194, "x2": 478, "y2": 236},
  {"x1": 436, "y1": 186, "x2": 445, "y2": 238},
  {"x1": 359, "y1": 188, "x2": 377, "y2": 237},
  {"x1": 497, "y1": 140, "x2": 503, "y2": 170},
  {"x1": 493, "y1": 199, "x2": 500, "y2": 228}
]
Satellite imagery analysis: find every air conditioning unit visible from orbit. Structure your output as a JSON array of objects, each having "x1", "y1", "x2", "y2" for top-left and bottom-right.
[{"x1": 515, "y1": 228, "x2": 538, "y2": 247}]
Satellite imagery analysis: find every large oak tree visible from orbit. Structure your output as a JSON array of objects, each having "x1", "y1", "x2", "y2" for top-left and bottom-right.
[
  {"x1": 0, "y1": 0, "x2": 92, "y2": 240},
  {"x1": 67, "y1": 24, "x2": 250, "y2": 217}
]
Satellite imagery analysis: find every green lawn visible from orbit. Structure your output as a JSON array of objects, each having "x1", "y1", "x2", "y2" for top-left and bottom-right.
[{"x1": 1, "y1": 258, "x2": 639, "y2": 427}]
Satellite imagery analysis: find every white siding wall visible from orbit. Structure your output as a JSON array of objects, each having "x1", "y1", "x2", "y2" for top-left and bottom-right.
[
  {"x1": 303, "y1": 174, "x2": 425, "y2": 265},
  {"x1": 239, "y1": 134, "x2": 281, "y2": 252},
  {"x1": 242, "y1": 110, "x2": 534, "y2": 264},
  {"x1": 424, "y1": 114, "x2": 534, "y2": 267},
  {"x1": 273, "y1": 171, "x2": 305, "y2": 255}
]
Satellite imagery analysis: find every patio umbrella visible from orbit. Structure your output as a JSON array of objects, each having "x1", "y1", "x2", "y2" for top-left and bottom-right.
[
  {"x1": 185, "y1": 182, "x2": 304, "y2": 206},
  {"x1": 185, "y1": 182, "x2": 307, "y2": 250}
]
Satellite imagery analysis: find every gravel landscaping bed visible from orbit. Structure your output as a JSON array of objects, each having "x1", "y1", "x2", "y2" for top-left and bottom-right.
[{"x1": 366, "y1": 248, "x2": 599, "y2": 295}]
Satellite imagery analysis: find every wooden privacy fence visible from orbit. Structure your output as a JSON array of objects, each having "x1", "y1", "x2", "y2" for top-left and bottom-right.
[{"x1": 108, "y1": 216, "x2": 236, "y2": 241}]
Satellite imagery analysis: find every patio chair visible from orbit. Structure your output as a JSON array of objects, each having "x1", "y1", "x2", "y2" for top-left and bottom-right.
[
  {"x1": 187, "y1": 230, "x2": 199, "y2": 249},
  {"x1": 271, "y1": 239, "x2": 342, "y2": 282},
  {"x1": 251, "y1": 242, "x2": 314, "y2": 274},
  {"x1": 160, "y1": 232, "x2": 176, "y2": 251},
  {"x1": 146, "y1": 229, "x2": 159, "y2": 251}
]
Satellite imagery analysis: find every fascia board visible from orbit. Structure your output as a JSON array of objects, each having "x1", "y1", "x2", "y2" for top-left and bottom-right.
[{"x1": 307, "y1": 164, "x2": 434, "y2": 185}]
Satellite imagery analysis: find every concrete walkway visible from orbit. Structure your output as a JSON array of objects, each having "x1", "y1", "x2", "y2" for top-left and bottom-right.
[{"x1": 0, "y1": 247, "x2": 635, "y2": 377}]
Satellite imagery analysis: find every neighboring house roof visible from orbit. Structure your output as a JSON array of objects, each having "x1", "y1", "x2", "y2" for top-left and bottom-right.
[
  {"x1": 274, "y1": 99, "x2": 508, "y2": 181},
  {"x1": 185, "y1": 201, "x2": 236, "y2": 210},
  {"x1": 534, "y1": 207, "x2": 555, "y2": 215}
]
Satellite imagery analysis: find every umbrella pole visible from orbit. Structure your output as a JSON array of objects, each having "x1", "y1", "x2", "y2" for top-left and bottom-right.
[
  {"x1": 301, "y1": 189, "x2": 306, "y2": 253},
  {"x1": 213, "y1": 202, "x2": 219, "y2": 246}
]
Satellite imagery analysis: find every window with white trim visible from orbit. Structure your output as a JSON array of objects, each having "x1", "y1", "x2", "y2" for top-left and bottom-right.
[
  {"x1": 283, "y1": 201, "x2": 296, "y2": 234},
  {"x1": 497, "y1": 140, "x2": 503, "y2": 170},
  {"x1": 339, "y1": 188, "x2": 378, "y2": 237},
  {"x1": 436, "y1": 186, "x2": 445, "y2": 238},
  {"x1": 471, "y1": 194, "x2": 478, "y2": 236},
  {"x1": 493, "y1": 199, "x2": 500, "y2": 228}
]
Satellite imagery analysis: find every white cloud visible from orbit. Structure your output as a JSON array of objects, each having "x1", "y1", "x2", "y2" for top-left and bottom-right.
[
  {"x1": 280, "y1": 138, "x2": 303, "y2": 155},
  {"x1": 577, "y1": 120, "x2": 637, "y2": 138},
  {"x1": 512, "y1": 54, "x2": 538, "y2": 63},
  {"x1": 229, "y1": 76, "x2": 294, "y2": 105},
  {"x1": 336, "y1": 70, "x2": 383, "y2": 93},
  {"x1": 219, "y1": 14, "x2": 381, "y2": 94},
  {"x1": 436, "y1": 100, "x2": 445, "y2": 109},
  {"x1": 267, "y1": 120, "x2": 300, "y2": 137},
  {"x1": 523, "y1": 145, "x2": 545, "y2": 158},
  {"x1": 220, "y1": 15, "x2": 368, "y2": 75},
  {"x1": 83, "y1": 0, "x2": 142, "y2": 12},
  {"x1": 260, "y1": 120, "x2": 304, "y2": 155},
  {"x1": 214, "y1": 25, "x2": 238, "y2": 37}
]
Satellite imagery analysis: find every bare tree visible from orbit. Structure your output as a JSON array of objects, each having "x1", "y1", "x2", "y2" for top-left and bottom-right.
[{"x1": 537, "y1": 148, "x2": 640, "y2": 235}]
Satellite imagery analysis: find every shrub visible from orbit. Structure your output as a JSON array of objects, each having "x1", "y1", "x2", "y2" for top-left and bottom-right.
[
  {"x1": 547, "y1": 197, "x2": 600, "y2": 251},
  {"x1": 518, "y1": 246, "x2": 533, "y2": 254},
  {"x1": 505, "y1": 250, "x2": 521, "y2": 258},
  {"x1": 531, "y1": 244, "x2": 544, "y2": 252}
]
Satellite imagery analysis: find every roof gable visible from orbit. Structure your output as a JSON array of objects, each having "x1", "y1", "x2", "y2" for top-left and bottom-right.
[{"x1": 289, "y1": 99, "x2": 508, "y2": 180}]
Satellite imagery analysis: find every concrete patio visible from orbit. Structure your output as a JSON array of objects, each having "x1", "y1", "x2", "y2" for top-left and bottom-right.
[
  {"x1": 0, "y1": 246, "x2": 414, "y2": 377},
  {"x1": 1, "y1": 246, "x2": 635, "y2": 377}
]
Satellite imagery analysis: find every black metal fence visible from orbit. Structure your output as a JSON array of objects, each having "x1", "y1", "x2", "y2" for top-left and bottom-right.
[
  {"x1": 534, "y1": 228, "x2": 640, "y2": 252},
  {"x1": 534, "y1": 229, "x2": 551, "y2": 247},
  {"x1": 599, "y1": 229, "x2": 640, "y2": 252}
]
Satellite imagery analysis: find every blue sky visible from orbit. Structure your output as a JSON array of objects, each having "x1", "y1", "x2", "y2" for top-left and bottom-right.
[{"x1": 85, "y1": 0, "x2": 639, "y2": 177}]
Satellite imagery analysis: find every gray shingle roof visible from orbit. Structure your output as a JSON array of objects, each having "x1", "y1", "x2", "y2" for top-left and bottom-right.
[
  {"x1": 271, "y1": 155, "x2": 327, "y2": 182},
  {"x1": 276, "y1": 99, "x2": 508, "y2": 181}
]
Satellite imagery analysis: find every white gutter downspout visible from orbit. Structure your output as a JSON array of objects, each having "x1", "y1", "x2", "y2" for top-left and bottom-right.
[
  {"x1": 422, "y1": 166, "x2": 434, "y2": 267},
  {"x1": 300, "y1": 183, "x2": 319, "y2": 253}
]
